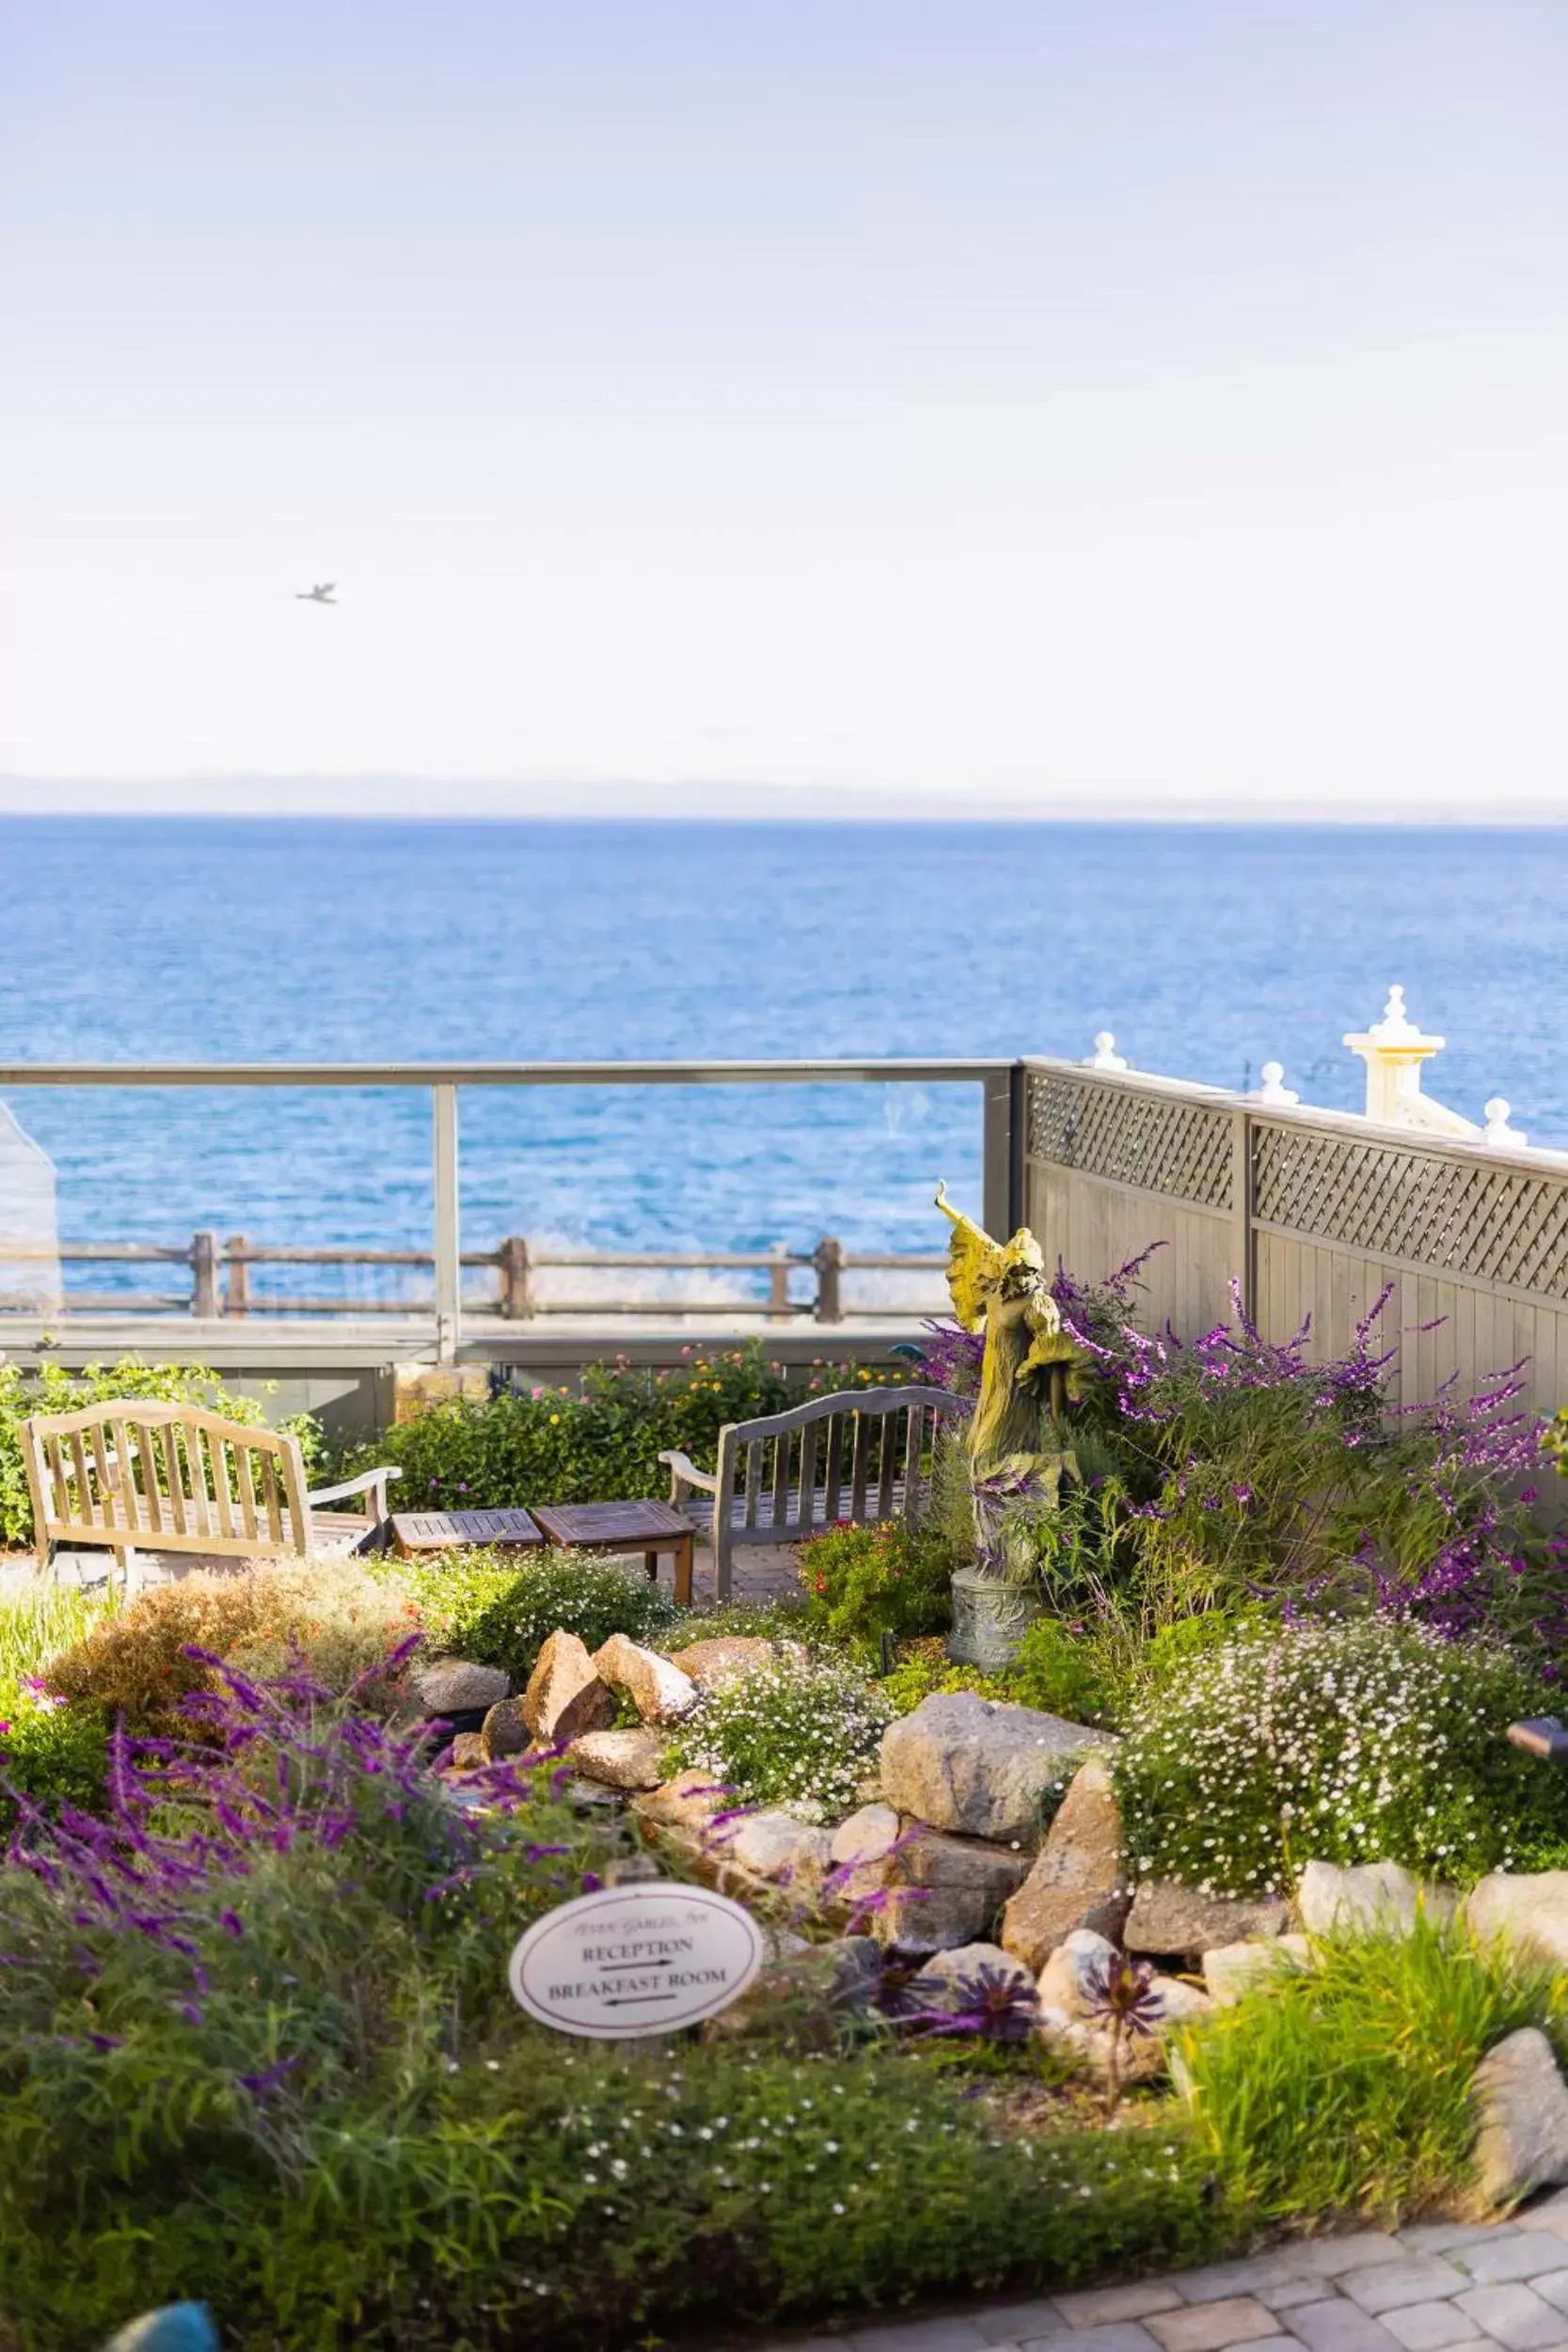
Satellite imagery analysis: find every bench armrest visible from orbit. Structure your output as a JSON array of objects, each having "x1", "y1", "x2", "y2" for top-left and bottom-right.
[
  {"x1": 307, "y1": 1465, "x2": 404, "y2": 1512},
  {"x1": 657, "y1": 1448, "x2": 719, "y2": 1501}
]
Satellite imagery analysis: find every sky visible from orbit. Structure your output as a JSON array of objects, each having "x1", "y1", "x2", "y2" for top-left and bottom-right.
[{"x1": 2, "y1": 1, "x2": 1566, "y2": 818}]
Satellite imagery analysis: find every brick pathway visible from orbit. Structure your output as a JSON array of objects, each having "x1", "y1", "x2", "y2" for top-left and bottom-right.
[{"x1": 750, "y1": 2196, "x2": 1568, "y2": 2352}]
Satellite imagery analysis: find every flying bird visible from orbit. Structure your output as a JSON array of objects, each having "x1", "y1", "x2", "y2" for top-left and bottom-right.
[{"x1": 295, "y1": 582, "x2": 337, "y2": 604}]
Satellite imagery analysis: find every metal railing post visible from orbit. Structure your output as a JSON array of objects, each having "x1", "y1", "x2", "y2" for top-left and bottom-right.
[
  {"x1": 982, "y1": 1062, "x2": 1026, "y2": 1239},
  {"x1": 432, "y1": 1085, "x2": 461, "y2": 1360}
]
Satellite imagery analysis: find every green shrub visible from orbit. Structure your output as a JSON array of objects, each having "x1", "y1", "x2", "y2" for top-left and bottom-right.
[
  {"x1": 1178, "y1": 1915, "x2": 1565, "y2": 2223},
  {"x1": 669, "y1": 1651, "x2": 893, "y2": 1820},
  {"x1": 0, "y1": 1586, "x2": 114, "y2": 1834},
  {"x1": 798, "y1": 1518, "x2": 956, "y2": 1650},
  {"x1": 877, "y1": 1636, "x2": 1008, "y2": 1714},
  {"x1": 0, "y1": 1358, "x2": 324, "y2": 1548},
  {"x1": 1006, "y1": 1615, "x2": 1117, "y2": 1724},
  {"x1": 404, "y1": 1545, "x2": 683, "y2": 1682},
  {"x1": 1116, "y1": 1617, "x2": 1568, "y2": 1898}
]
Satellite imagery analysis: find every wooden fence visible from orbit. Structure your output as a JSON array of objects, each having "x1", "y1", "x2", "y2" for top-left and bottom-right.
[
  {"x1": 1022, "y1": 1057, "x2": 1568, "y2": 1417},
  {"x1": 0, "y1": 1235, "x2": 946, "y2": 1325}
]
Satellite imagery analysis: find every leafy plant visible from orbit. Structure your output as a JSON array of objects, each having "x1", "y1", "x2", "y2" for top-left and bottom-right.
[
  {"x1": 0, "y1": 1357, "x2": 325, "y2": 1547},
  {"x1": 798, "y1": 1517, "x2": 958, "y2": 1651},
  {"x1": 669, "y1": 1650, "x2": 893, "y2": 1820},
  {"x1": 1006, "y1": 1615, "x2": 1117, "y2": 1724},
  {"x1": 1178, "y1": 1915, "x2": 1566, "y2": 2223},
  {"x1": 876, "y1": 1637, "x2": 1009, "y2": 1715},
  {"x1": 403, "y1": 1544, "x2": 683, "y2": 1682},
  {"x1": 1116, "y1": 1616, "x2": 1568, "y2": 1898}
]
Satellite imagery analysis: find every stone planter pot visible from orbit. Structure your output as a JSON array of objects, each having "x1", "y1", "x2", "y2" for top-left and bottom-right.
[{"x1": 946, "y1": 1566, "x2": 1046, "y2": 1671}]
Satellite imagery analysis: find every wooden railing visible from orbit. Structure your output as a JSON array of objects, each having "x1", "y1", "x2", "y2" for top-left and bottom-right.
[{"x1": 2, "y1": 1234, "x2": 948, "y2": 1324}]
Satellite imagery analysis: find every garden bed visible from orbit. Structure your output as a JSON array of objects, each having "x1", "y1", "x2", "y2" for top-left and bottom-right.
[{"x1": 7, "y1": 1259, "x2": 1568, "y2": 2347}]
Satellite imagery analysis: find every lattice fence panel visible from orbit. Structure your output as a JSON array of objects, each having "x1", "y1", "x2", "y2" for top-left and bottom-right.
[
  {"x1": 1027, "y1": 1074, "x2": 1234, "y2": 1210},
  {"x1": 1254, "y1": 1123, "x2": 1568, "y2": 1298}
]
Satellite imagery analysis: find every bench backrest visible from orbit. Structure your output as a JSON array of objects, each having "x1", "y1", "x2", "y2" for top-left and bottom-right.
[
  {"x1": 717, "y1": 1383, "x2": 964, "y2": 1548},
  {"x1": 23, "y1": 1400, "x2": 312, "y2": 1561}
]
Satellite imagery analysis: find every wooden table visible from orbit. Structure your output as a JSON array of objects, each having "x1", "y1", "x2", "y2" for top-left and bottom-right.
[
  {"x1": 390, "y1": 1507, "x2": 544, "y2": 1557},
  {"x1": 530, "y1": 1500, "x2": 696, "y2": 1608}
]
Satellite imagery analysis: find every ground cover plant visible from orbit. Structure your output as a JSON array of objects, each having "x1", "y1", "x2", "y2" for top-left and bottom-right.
[
  {"x1": 1115, "y1": 1615, "x2": 1568, "y2": 1895},
  {"x1": 0, "y1": 1357, "x2": 325, "y2": 1549},
  {"x1": 669, "y1": 1647, "x2": 894, "y2": 1819},
  {"x1": 1177, "y1": 1915, "x2": 1568, "y2": 2224},
  {"x1": 0, "y1": 1582, "x2": 114, "y2": 1835}
]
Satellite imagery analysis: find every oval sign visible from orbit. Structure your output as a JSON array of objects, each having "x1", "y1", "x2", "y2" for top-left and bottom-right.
[{"x1": 508, "y1": 1883, "x2": 766, "y2": 2039}]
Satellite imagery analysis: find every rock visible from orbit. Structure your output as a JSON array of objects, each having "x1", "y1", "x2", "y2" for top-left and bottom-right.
[
  {"x1": 448, "y1": 1730, "x2": 487, "y2": 1771},
  {"x1": 1125, "y1": 1881, "x2": 1293, "y2": 1958},
  {"x1": 827, "y1": 1802, "x2": 903, "y2": 1902},
  {"x1": 1000, "y1": 1755, "x2": 1130, "y2": 1969},
  {"x1": 478, "y1": 1696, "x2": 531, "y2": 1762},
  {"x1": 1037, "y1": 1927, "x2": 1120, "y2": 2021},
  {"x1": 521, "y1": 1630, "x2": 613, "y2": 1744},
  {"x1": 728, "y1": 1810, "x2": 833, "y2": 1893},
  {"x1": 911, "y1": 1941, "x2": 1036, "y2": 2013},
  {"x1": 592, "y1": 1634, "x2": 699, "y2": 1724},
  {"x1": 1149, "y1": 1974, "x2": 1212, "y2": 2028},
  {"x1": 879, "y1": 1691, "x2": 1111, "y2": 1848},
  {"x1": 668, "y1": 1636, "x2": 797, "y2": 1689},
  {"x1": 1034, "y1": 2005, "x2": 1165, "y2": 2086},
  {"x1": 631, "y1": 1770, "x2": 735, "y2": 1832},
  {"x1": 1471, "y1": 2028, "x2": 1568, "y2": 2207},
  {"x1": 1298, "y1": 1859, "x2": 1457, "y2": 1938},
  {"x1": 1465, "y1": 1873, "x2": 1568, "y2": 1971},
  {"x1": 1202, "y1": 1934, "x2": 1313, "y2": 2006},
  {"x1": 568, "y1": 1726, "x2": 668, "y2": 1790},
  {"x1": 413, "y1": 1657, "x2": 511, "y2": 1715},
  {"x1": 870, "y1": 1826, "x2": 1030, "y2": 1954}
]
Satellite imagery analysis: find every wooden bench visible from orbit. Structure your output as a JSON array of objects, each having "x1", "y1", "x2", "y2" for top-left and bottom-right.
[
  {"x1": 22, "y1": 1400, "x2": 402, "y2": 1595},
  {"x1": 659, "y1": 1383, "x2": 964, "y2": 1598}
]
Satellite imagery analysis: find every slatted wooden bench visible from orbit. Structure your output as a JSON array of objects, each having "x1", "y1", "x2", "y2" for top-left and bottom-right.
[
  {"x1": 22, "y1": 1400, "x2": 402, "y2": 1595},
  {"x1": 659, "y1": 1383, "x2": 964, "y2": 1598}
]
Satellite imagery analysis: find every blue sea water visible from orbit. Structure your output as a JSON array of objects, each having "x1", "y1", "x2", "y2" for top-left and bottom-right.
[{"x1": 0, "y1": 818, "x2": 1562, "y2": 1308}]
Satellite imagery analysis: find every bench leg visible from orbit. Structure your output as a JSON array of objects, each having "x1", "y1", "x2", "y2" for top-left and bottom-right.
[
  {"x1": 673, "y1": 1534, "x2": 693, "y2": 1610},
  {"x1": 642, "y1": 1548, "x2": 658, "y2": 1584}
]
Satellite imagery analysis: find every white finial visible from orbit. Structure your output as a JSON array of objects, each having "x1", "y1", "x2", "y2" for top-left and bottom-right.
[
  {"x1": 1483, "y1": 1097, "x2": 1528, "y2": 1149},
  {"x1": 1085, "y1": 1031, "x2": 1129, "y2": 1072},
  {"x1": 1369, "y1": 984, "x2": 1420, "y2": 1041},
  {"x1": 1257, "y1": 1060, "x2": 1299, "y2": 1105}
]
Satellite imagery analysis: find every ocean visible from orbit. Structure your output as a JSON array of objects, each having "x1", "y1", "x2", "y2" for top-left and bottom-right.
[{"x1": 1, "y1": 818, "x2": 1562, "y2": 1311}]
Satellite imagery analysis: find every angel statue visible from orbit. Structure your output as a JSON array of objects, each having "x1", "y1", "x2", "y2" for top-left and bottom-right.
[{"x1": 934, "y1": 1182, "x2": 1085, "y2": 1557}]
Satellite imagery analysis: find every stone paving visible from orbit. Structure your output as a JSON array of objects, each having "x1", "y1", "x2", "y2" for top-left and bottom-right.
[{"x1": 747, "y1": 2195, "x2": 1568, "y2": 2352}]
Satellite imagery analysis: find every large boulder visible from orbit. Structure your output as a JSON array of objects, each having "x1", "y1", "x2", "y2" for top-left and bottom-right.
[
  {"x1": 592, "y1": 1635, "x2": 699, "y2": 1724},
  {"x1": 879, "y1": 1692, "x2": 1111, "y2": 1848},
  {"x1": 870, "y1": 1825, "x2": 1030, "y2": 1955},
  {"x1": 1202, "y1": 1934, "x2": 1313, "y2": 2006},
  {"x1": 568, "y1": 1726, "x2": 667, "y2": 1790},
  {"x1": 413, "y1": 1657, "x2": 511, "y2": 1715},
  {"x1": 521, "y1": 1630, "x2": 613, "y2": 1744},
  {"x1": 911, "y1": 1941, "x2": 1035, "y2": 2015},
  {"x1": 1125, "y1": 1880, "x2": 1293, "y2": 1959},
  {"x1": 478, "y1": 1696, "x2": 531, "y2": 1761},
  {"x1": 1471, "y1": 2028, "x2": 1568, "y2": 2207},
  {"x1": 1036, "y1": 1927, "x2": 1119, "y2": 2021},
  {"x1": 1298, "y1": 1859, "x2": 1456, "y2": 1938},
  {"x1": 1000, "y1": 1755, "x2": 1129, "y2": 1969},
  {"x1": 632, "y1": 1770, "x2": 734, "y2": 1832},
  {"x1": 1465, "y1": 1873, "x2": 1568, "y2": 1971}
]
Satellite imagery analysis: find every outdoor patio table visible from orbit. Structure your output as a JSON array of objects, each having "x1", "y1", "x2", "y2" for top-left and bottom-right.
[
  {"x1": 389, "y1": 1507, "x2": 545, "y2": 1556},
  {"x1": 529, "y1": 1499, "x2": 695, "y2": 1607}
]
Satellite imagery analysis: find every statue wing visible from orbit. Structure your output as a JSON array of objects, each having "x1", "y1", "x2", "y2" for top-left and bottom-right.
[
  {"x1": 1021, "y1": 1287, "x2": 1087, "y2": 1403},
  {"x1": 934, "y1": 1180, "x2": 1003, "y2": 1331}
]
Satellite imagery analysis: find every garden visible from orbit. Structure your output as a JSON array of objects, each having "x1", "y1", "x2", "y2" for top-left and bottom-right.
[{"x1": 8, "y1": 1238, "x2": 1568, "y2": 2348}]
